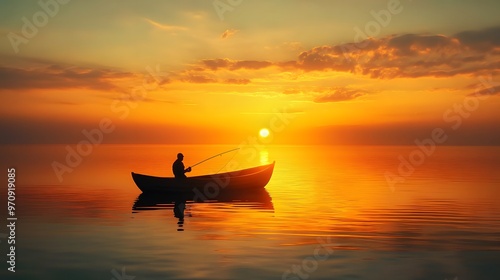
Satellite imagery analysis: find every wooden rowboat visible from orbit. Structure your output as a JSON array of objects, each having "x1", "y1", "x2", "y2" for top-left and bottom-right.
[{"x1": 131, "y1": 161, "x2": 275, "y2": 193}]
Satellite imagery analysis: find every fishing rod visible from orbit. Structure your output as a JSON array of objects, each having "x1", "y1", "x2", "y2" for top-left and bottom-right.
[{"x1": 189, "y1": 148, "x2": 240, "y2": 169}]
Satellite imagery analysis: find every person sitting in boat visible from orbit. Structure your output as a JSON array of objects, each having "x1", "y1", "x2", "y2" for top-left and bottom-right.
[{"x1": 172, "y1": 153, "x2": 191, "y2": 179}]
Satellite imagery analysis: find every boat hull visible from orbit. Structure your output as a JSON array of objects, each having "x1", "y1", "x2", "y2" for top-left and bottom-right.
[{"x1": 132, "y1": 161, "x2": 275, "y2": 193}]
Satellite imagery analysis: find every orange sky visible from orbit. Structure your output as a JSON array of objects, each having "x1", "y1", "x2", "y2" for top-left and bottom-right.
[{"x1": 0, "y1": 0, "x2": 499, "y2": 145}]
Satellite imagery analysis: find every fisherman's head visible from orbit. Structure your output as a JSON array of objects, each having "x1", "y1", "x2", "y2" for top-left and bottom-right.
[{"x1": 177, "y1": 153, "x2": 184, "y2": 160}]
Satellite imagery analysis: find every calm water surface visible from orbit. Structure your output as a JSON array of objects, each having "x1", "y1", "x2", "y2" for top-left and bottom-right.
[{"x1": 0, "y1": 145, "x2": 499, "y2": 280}]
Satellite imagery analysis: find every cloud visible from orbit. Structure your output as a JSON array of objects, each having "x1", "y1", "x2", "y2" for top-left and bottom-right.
[
  {"x1": 314, "y1": 87, "x2": 366, "y2": 103},
  {"x1": 8, "y1": 27, "x2": 495, "y2": 93},
  {"x1": 224, "y1": 78, "x2": 251, "y2": 84},
  {"x1": 184, "y1": 11, "x2": 207, "y2": 20},
  {"x1": 221, "y1": 29, "x2": 238, "y2": 39},
  {"x1": 283, "y1": 89, "x2": 302, "y2": 95},
  {"x1": 232, "y1": 60, "x2": 273, "y2": 70},
  {"x1": 386, "y1": 34, "x2": 458, "y2": 56},
  {"x1": 455, "y1": 26, "x2": 500, "y2": 52},
  {"x1": 177, "y1": 71, "x2": 250, "y2": 84},
  {"x1": 181, "y1": 74, "x2": 216, "y2": 83},
  {"x1": 201, "y1": 58, "x2": 231, "y2": 70},
  {"x1": 200, "y1": 58, "x2": 273, "y2": 71},
  {"x1": 139, "y1": 97, "x2": 177, "y2": 104},
  {"x1": 468, "y1": 85, "x2": 500, "y2": 97},
  {"x1": 144, "y1": 18, "x2": 188, "y2": 31},
  {"x1": 192, "y1": 26, "x2": 500, "y2": 79},
  {"x1": 0, "y1": 65, "x2": 134, "y2": 91},
  {"x1": 296, "y1": 26, "x2": 500, "y2": 78}
]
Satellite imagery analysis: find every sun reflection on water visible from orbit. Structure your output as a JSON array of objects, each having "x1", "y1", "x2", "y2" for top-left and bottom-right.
[{"x1": 260, "y1": 149, "x2": 269, "y2": 165}]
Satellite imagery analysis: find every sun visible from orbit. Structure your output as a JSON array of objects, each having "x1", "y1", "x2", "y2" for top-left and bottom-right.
[{"x1": 259, "y1": 128, "x2": 270, "y2": 138}]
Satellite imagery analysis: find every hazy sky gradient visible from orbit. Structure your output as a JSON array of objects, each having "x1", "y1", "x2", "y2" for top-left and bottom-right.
[{"x1": 0, "y1": 0, "x2": 499, "y2": 144}]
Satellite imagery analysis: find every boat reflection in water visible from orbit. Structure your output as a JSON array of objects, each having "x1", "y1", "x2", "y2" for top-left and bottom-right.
[
  {"x1": 132, "y1": 189, "x2": 274, "y2": 231},
  {"x1": 173, "y1": 200, "x2": 187, "y2": 231}
]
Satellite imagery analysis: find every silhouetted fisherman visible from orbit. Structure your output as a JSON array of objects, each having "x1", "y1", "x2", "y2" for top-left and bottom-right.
[{"x1": 172, "y1": 153, "x2": 191, "y2": 178}]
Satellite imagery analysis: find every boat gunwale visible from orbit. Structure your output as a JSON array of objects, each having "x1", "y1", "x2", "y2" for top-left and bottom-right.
[{"x1": 132, "y1": 161, "x2": 275, "y2": 181}]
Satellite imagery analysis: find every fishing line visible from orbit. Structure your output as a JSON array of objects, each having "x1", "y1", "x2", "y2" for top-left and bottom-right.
[
  {"x1": 214, "y1": 148, "x2": 239, "y2": 174},
  {"x1": 189, "y1": 148, "x2": 240, "y2": 169}
]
